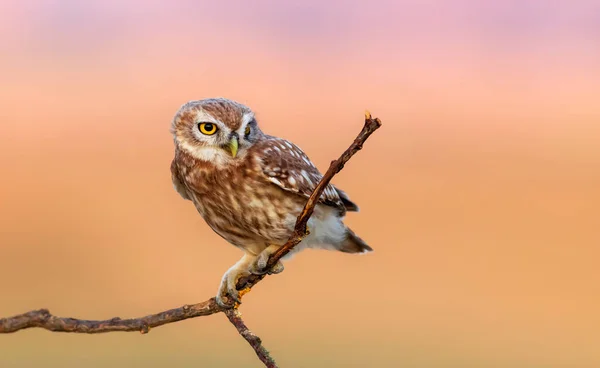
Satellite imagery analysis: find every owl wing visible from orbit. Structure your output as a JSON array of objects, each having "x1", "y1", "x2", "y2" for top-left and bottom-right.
[
  {"x1": 258, "y1": 137, "x2": 358, "y2": 214},
  {"x1": 333, "y1": 186, "x2": 360, "y2": 212}
]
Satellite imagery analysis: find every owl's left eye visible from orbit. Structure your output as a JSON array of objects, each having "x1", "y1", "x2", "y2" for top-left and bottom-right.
[
  {"x1": 198, "y1": 122, "x2": 218, "y2": 135},
  {"x1": 244, "y1": 125, "x2": 251, "y2": 137}
]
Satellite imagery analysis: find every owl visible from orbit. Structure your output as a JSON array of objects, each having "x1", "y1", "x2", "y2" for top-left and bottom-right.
[{"x1": 170, "y1": 98, "x2": 372, "y2": 307}]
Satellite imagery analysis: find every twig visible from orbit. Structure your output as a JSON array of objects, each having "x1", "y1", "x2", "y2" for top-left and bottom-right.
[
  {"x1": 225, "y1": 309, "x2": 278, "y2": 368},
  {"x1": 0, "y1": 111, "x2": 382, "y2": 367}
]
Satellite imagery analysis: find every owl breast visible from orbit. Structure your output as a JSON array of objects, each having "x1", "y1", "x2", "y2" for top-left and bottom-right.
[{"x1": 177, "y1": 155, "x2": 304, "y2": 255}]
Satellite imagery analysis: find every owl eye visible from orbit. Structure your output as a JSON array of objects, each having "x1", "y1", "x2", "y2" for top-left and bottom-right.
[
  {"x1": 244, "y1": 125, "x2": 251, "y2": 137},
  {"x1": 198, "y1": 122, "x2": 218, "y2": 135}
]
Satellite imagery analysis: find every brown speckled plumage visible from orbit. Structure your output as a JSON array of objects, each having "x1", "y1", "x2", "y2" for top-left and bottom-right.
[{"x1": 170, "y1": 98, "x2": 372, "y2": 306}]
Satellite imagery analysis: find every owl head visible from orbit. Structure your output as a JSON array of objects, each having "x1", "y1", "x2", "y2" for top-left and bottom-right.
[{"x1": 171, "y1": 98, "x2": 263, "y2": 166}]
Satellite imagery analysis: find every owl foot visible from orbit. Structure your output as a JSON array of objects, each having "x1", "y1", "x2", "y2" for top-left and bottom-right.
[
  {"x1": 250, "y1": 259, "x2": 284, "y2": 275},
  {"x1": 250, "y1": 245, "x2": 285, "y2": 275},
  {"x1": 216, "y1": 254, "x2": 255, "y2": 309}
]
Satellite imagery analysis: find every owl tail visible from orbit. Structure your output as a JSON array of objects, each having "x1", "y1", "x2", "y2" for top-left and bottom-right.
[{"x1": 338, "y1": 228, "x2": 373, "y2": 254}]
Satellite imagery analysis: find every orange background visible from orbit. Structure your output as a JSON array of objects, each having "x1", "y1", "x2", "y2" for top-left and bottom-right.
[{"x1": 1, "y1": 1, "x2": 599, "y2": 367}]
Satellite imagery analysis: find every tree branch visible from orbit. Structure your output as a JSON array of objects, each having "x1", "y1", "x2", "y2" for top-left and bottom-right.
[
  {"x1": 0, "y1": 300, "x2": 222, "y2": 334},
  {"x1": 225, "y1": 309, "x2": 278, "y2": 368},
  {"x1": 0, "y1": 111, "x2": 382, "y2": 367}
]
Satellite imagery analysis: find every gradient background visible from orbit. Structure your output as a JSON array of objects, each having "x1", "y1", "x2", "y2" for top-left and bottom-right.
[{"x1": 1, "y1": 1, "x2": 599, "y2": 367}]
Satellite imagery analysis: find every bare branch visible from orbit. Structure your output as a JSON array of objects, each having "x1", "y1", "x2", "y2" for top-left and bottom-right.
[
  {"x1": 0, "y1": 111, "x2": 382, "y2": 367},
  {"x1": 225, "y1": 309, "x2": 278, "y2": 368},
  {"x1": 0, "y1": 300, "x2": 221, "y2": 334}
]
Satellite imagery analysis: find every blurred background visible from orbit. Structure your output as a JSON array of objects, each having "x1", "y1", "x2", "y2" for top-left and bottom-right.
[{"x1": 1, "y1": 0, "x2": 599, "y2": 367}]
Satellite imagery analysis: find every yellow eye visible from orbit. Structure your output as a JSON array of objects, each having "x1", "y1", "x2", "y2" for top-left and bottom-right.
[
  {"x1": 198, "y1": 122, "x2": 218, "y2": 135},
  {"x1": 245, "y1": 125, "x2": 251, "y2": 136}
]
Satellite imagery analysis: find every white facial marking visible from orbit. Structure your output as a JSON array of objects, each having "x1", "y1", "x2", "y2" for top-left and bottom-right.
[
  {"x1": 195, "y1": 110, "x2": 220, "y2": 124},
  {"x1": 178, "y1": 141, "x2": 229, "y2": 167},
  {"x1": 238, "y1": 112, "x2": 255, "y2": 135},
  {"x1": 177, "y1": 108, "x2": 255, "y2": 166}
]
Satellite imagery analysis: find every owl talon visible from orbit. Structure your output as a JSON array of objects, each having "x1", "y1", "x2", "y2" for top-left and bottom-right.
[
  {"x1": 216, "y1": 279, "x2": 242, "y2": 309},
  {"x1": 216, "y1": 292, "x2": 238, "y2": 309},
  {"x1": 250, "y1": 245, "x2": 285, "y2": 275},
  {"x1": 249, "y1": 265, "x2": 267, "y2": 276},
  {"x1": 268, "y1": 261, "x2": 284, "y2": 275},
  {"x1": 250, "y1": 259, "x2": 284, "y2": 275},
  {"x1": 216, "y1": 255, "x2": 254, "y2": 308}
]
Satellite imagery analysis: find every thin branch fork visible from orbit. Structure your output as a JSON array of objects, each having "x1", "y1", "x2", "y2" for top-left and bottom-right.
[{"x1": 0, "y1": 112, "x2": 382, "y2": 367}]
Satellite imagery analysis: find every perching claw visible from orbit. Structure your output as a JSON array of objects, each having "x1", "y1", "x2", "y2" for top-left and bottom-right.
[
  {"x1": 250, "y1": 245, "x2": 285, "y2": 275},
  {"x1": 216, "y1": 254, "x2": 255, "y2": 309}
]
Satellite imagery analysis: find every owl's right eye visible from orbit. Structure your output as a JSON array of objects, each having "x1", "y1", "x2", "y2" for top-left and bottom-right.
[{"x1": 198, "y1": 122, "x2": 218, "y2": 135}]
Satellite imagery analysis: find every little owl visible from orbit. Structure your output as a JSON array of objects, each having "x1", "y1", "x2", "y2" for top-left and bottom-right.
[{"x1": 170, "y1": 98, "x2": 372, "y2": 307}]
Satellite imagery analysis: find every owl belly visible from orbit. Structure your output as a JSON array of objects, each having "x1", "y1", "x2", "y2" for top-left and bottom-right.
[{"x1": 190, "y1": 181, "x2": 303, "y2": 255}]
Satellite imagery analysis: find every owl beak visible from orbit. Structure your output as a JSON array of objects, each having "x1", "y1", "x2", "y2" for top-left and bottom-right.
[{"x1": 227, "y1": 136, "x2": 239, "y2": 158}]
